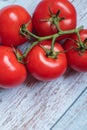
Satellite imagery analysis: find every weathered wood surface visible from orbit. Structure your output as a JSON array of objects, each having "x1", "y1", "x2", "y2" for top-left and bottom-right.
[
  {"x1": 0, "y1": 0, "x2": 87, "y2": 130},
  {"x1": 51, "y1": 87, "x2": 87, "y2": 130}
]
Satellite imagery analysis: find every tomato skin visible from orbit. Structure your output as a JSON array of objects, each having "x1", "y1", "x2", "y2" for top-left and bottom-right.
[
  {"x1": 32, "y1": 0, "x2": 76, "y2": 40},
  {"x1": 0, "y1": 5, "x2": 32, "y2": 46},
  {"x1": 25, "y1": 40, "x2": 67, "y2": 81},
  {"x1": 63, "y1": 29, "x2": 87, "y2": 72},
  {"x1": 0, "y1": 46, "x2": 27, "y2": 88}
]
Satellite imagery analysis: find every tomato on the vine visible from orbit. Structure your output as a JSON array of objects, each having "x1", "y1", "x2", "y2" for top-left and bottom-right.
[
  {"x1": 0, "y1": 5, "x2": 32, "y2": 46},
  {"x1": 0, "y1": 46, "x2": 27, "y2": 88},
  {"x1": 32, "y1": 0, "x2": 77, "y2": 40},
  {"x1": 63, "y1": 29, "x2": 87, "y2": 72},
  {"x1": 25, "y1": 40, "x2": 67, "y2": 81}
]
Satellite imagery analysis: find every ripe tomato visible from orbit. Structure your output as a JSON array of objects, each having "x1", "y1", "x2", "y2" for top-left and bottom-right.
[
  {"x1": 32, "y1": 0, "x2": 77, "y2": 40},
  {"x1": 63, "y1": 29, "x2": 87, "y2": 72},
  {"x1": 0, "y1": 46, "x2": 27, "y2": 88},
  {"x1": 25, "y1": 40, "x2": 67, "y2": 81},
  {"x1": 0, "y1": 5, "x2": 32, "y2": 46}
]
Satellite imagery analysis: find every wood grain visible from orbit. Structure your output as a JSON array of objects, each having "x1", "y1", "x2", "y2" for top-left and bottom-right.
[{"x1": 51, "y1": 87, "x2": 87, "y2": 130}]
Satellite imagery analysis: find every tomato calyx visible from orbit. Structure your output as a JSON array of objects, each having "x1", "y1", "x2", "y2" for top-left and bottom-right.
[
  {"x1": 20, "y1": 20, "x2": 33, "y2": 40},
  {"x1": 40, "y1": 44, "x2": 58, "y2": 59},
  {"x1": 74, "y1": 31, "x2": 87, "y2": 54},
  {"x1": 40, "y1": 9, "x2": 65, "y2": 32},
  {"x1": 20, "y1": 23, "x2": 32, "y2": 40},
  {"x1": 76, "y1": 41, "x2": 87, "y2": 54},
  {"x1": 66, "y1": 32, "x2": 87, "y2": 55}
]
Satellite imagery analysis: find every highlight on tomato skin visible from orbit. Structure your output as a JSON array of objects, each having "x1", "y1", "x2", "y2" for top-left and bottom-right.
[
  {"x1": 25, "y1": 40, "x2": 67, "y2": 81},
  {"x1": 0, "y1": 5, "x2": 32, "y2": 47},
  {"x1": 0, "y1": 46, "x2": 27, "y2": 88}
]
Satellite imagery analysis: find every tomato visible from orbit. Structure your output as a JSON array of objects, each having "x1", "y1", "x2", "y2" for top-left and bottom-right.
[
  {"x1": 25, "y1": 40, "x2": 67, "y2": 81},
  {"x1": 0, "y1": 46, "x2": 27, "y2": 88},
  {"x1": 0, "y1": 5, "x2": 32, "y2": 46},
  {"x1": 63, "y1": 29, "x2": 87, "y2": 72},
  {"x1": 32, "y1": 0, "x2": 77, "y2": 40}
]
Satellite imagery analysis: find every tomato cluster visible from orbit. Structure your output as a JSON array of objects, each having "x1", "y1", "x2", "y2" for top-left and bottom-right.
[{"x1": 0, "y1": 0, "x2": 87, "y2": 88}]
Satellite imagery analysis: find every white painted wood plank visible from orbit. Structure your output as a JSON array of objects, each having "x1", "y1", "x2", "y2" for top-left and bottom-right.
[
  {"x1": 51, "y1": 87, "x2": 87, "y2": 130},
  {"x1": 0, "y1": 0, "x2": 87, "y2": 130},
  {"x1": 0, "y1": 72, "x2": 87, "y2": 130}
]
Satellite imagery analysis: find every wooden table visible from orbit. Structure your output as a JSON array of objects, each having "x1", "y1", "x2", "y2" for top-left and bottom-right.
[{"x1": 0, "y1": 0, "x2": 87, "y2": 130}]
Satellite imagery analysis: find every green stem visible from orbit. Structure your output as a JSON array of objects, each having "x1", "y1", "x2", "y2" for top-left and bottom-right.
[
  {"x1": 20, "y1": 24, "x2": 83, "y2": 41},
  {"x1": 20, "y1": 24, "x2": 84, "y2": 59},
  {"x1": 76, "y1": 30, "x2": 84, "y2": 48},
  {"x1": 51, "y1": 34, "x2": 58, "y2": 52},
  {"x1": 59, "y1": 26, "x2": 83, "y2": 35},
  {"x1": 23, "y1": 41, "x2": 39, "y2": 57},
  {"x1": 20, "y1": 24, "x2": 54, "y2": 41},
  {"x1": 26, "y1": 30, "x2": 40, "y2": 40},
  {"x1": 20, "y1": 27, "x2": 40, "y2": 40},
  {"x1": 53, "y1": 19, "x2": 62, "y2": 32}
]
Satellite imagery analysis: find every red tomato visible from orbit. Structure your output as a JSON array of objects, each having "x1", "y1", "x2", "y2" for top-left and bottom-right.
[
  {"x1": 25, "y1": 40, "x2": 67, "y2": 81},
  {"x1": 63, "y1": 29, "x2": 87, "y2": 72},
  {"x1": 32, "y1": 0, "x2": 77, "y2": 40},
  {"x1": 0, "y1": 5, "x2": 32, "y2": 46},
  {"x1": 0, "y1": 46, "x2": 27, "y2": 88}
]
